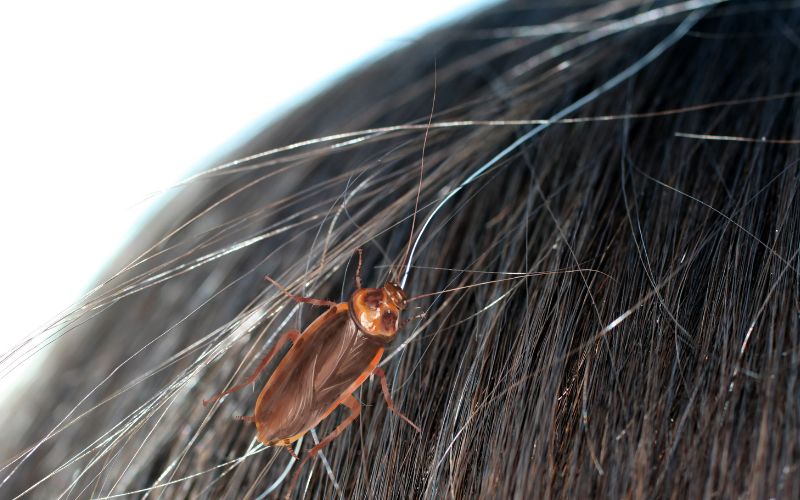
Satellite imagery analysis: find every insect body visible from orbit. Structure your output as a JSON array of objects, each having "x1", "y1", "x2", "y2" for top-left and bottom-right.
[
  {"x1": 206, "y1": 89, "x2": 432, "y2": 494},
  {"x1": 203, "y1": 250, "x2": 419, "y2": 492}
]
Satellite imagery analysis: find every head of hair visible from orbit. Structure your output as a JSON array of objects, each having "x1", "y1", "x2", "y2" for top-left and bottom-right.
[{"x1": 3, "y1": 1, "x2": 799, "y2": 498}]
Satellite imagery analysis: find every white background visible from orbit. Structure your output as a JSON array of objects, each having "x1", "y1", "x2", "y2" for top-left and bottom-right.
[{"x1": 0, "y1": 0, "x2": 495, "y2": 398}]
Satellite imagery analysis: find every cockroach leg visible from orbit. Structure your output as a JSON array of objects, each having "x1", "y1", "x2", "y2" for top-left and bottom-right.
[
  {"x1": 265, "y1": 275, "x2": 337, "y2": 308},
  {"x1": 373, "y1": 367, "x2": 420, "y2": 433},
  {"x1": 284, "y1": 445, "x2": 300, "y2": 461},
  {"x1": 288, "y1": 394, "x2": 361, "y2": 495},
  {"x1": 203, "y1": 329, "x2": 301, "y2": 407},
  {"x1": 233, "y1": 415, "x2": 255, "y2": 423}
]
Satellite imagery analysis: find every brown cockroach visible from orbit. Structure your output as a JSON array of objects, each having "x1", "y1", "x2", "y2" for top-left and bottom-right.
[
  {"x1": 203, "y1": 247, "x2": 424, "y2": 494},
  {"x1": 204, "y1": 81, "x2": 439, "y2": 496}
]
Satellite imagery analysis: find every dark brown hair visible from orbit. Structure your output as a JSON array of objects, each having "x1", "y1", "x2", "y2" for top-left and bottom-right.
[{"x1": 3, "y1": 1, "x2": 799, "y2": 498}]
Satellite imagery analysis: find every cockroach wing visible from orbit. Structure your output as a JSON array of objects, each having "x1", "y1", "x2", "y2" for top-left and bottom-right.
[{"x1": 254, "y1": 305, "x2": 383, "y2": 444}]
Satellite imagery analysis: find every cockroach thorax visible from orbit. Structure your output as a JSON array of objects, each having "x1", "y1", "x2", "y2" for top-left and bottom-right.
[{"x1": 349, "y1": 283, "x2": 407, "y2": 341}]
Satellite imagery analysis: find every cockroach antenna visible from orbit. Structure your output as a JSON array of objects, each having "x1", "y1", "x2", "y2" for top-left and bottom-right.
[
  {"x1": 396, "y1": 61, "x2": 435, "y2": 287},
  {"x1": 399, "y1": 4, "x2": 713, "y2": 290}
]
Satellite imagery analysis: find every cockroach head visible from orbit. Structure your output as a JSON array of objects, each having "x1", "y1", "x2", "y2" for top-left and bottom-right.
[{"x1": 383, "y1": 281, "x2": 407, "y2": 310}]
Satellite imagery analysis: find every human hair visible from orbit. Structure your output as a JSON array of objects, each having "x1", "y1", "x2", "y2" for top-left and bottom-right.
[{"x1": 3, "y1": 1, "x2": 799, "y2": 498}]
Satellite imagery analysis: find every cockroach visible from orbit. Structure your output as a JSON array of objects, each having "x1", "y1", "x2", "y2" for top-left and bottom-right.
[
  {"x1": 203, "y1": 248, "x2": 423, "y2": 494},
  {"x1": 205, "y1": 84, "x2": 434, "y2": 496}
]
